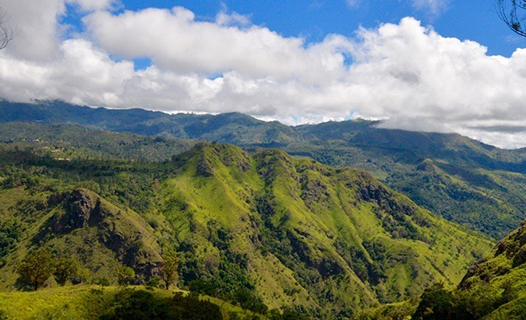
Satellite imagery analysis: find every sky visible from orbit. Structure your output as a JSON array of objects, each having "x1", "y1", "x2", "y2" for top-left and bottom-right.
[{"x1": 1, "y1": 0, "x2": 526, "y2": 148}]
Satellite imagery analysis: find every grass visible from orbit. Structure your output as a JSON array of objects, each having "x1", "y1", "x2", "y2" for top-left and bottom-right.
[{"x1": 0, "y1": 285, "x2": 252, "y2": 320}]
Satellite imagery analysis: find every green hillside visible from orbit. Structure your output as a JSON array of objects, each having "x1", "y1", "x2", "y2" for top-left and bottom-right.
[
  {"x1": 0, "y1": 187, "x2": 163, "y2": 289},
  {"x1": 356, "y1": 217, "x2": 526, "y2": 320},
  {"x1": 2, "y1": 100, "x2": 526, "y2": 238},
  {"x1": 457, "y1": 220, "x2": 526, "y2": 319},
  {"x1": 0, "y1": 122, "x2": 193, "y2": 161},
  {"x1": 0, "y1": 141, "x2": 493, "y2": 318},
  {"x1": 0, "y1": 285, "x2": 251, "y2": 320}
]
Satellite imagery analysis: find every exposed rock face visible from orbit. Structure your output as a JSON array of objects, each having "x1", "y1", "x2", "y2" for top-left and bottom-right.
[
  {"x1": 51, "y1": 189, "x2": 99, "y2": 232},
  {"x1": 38, "y1": 189, "x2": 162, "y2": 280}
]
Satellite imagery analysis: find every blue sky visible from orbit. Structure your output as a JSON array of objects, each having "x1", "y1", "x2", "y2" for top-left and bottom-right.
[
  {"x1": 57, "y1": 0, "x2": 526, "y2": 71},
  {"x1": 3, "y1": 0, "x2": 526, "y2": 148},
  {"x1": 106, "y1": 0, "x2": 525, "y2": 56}
]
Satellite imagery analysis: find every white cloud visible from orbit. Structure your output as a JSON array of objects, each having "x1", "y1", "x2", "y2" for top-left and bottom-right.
[
  {"x1": 2, "y1": 3, "x2": 526, "y2": 148},
  {"x1": 0, "y1": 0, "x2": 116, "y2": 60},
  {"x1": 83, "y1": 7, "x2": 351, "y2": 83},
  {"x1": 410, "y1": 0, "x2": 450, "y2": 15},
  {"x1": 0, "y1": 38, "x2": 133, "y2": 105},
  {"x1": 0, "y1": 0, "x2": 66, "y2": 60},
  {"x1": 346, "y1": 0, "x2": 362, "y2": 9},
  {"x1": 215, "y1": 6, "x2": 251, "y2": 27}
]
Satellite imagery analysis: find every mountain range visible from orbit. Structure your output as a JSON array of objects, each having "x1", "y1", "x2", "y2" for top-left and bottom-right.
[
  {"x1": 5, "y1": 99, "x2": 526, "y2": 319},
  {"x1": 2, "y1": 100, "x2": 526, "y2": 239}
]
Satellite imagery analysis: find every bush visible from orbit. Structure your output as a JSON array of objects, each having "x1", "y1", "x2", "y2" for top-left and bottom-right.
[
  {"x1": 54, "y1": 258, "x2": 79, "y2": 286},
  {"x1": 99, "y1": 289, "x2": 224, "y2": 320},
  {"x1": 116, "y1": 266, "x2": 135, "y2": 286},
  {"x1": 147, "y1": 276, "x2": 161, "y2": 288}
]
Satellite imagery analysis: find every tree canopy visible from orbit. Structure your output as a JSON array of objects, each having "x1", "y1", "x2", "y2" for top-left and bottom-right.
[
  {"x1": 161, "y1": 251, "x2": 179, "y2": 290},
  {"x1": 16, "y1": 249, "x2": 56, "y2": 291}
]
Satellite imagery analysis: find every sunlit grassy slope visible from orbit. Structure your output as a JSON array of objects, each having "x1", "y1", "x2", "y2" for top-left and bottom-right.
[
  {"x1": 459, "y1": 221, "x2": 526, "y2": 319},
  {"x1": 0, "y1": 285, "x2": 249, "y2": 320},
  {"x1": 158, "y1": 143, "x2": 493, "y2": 314}
]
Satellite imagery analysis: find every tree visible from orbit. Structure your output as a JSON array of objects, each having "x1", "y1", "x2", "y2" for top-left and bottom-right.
[
  {"x1": 498, "y1": 0, "x2": 526, "y2": 36},
  {"x1": 76, "y1": 267, "x2": 91, "y2": 284},
  {"x1": 116, "y1": 265, "x2": 135, "y2": 286},
  {"x1": 161, "y1": 251, "x2": 179, "y2": 289},
  {"x1": 53, "y1": 258, "x2": 79, "y2": 286},
  {"x1": 0, "y1": 8, "x2": 14, "y2": 50},
  {"x1": 94, "y1": 276, "x2": 110, "y2": 287},
  {"x1": 412, "y1": 283, "x2": 474, "y2": 320},
  {"x1": 17, "y1": 248, "x2": 56, "y2": 291}
]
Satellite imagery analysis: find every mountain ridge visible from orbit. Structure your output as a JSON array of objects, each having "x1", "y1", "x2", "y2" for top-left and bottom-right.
[{"x1": 2, "y1": 100, "x2": 526, "y2": 238}]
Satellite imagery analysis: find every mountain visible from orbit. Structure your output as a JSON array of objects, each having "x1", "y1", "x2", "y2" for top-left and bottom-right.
[
  {"x1": 0, "y1": 122, "x2": 194, "y2": 161},
  {"x1": 457, "y1": 219, "x2": 526, "y2": 319},
  {"x1": 357, "y1": 215, "x2": 526, "y2": 320},
  {"x1": 2, "y1": 100, "x2": 526, "y2": 238},
  {"x1": 0, "y1": 187, "x2": 163, "y2": 289},
  {"x1": 0, "y1": 141, "x2": 493, "y2": 318}
]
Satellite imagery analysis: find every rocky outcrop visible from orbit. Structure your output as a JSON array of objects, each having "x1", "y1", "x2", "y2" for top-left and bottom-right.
[{"x1": 36, "y1": 189, "x2": 162, "y2": 280}]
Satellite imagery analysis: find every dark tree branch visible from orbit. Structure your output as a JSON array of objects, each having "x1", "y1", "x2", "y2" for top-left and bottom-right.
[{"x1": 0, "y1": 8, "x2": 14, "y2": 50}]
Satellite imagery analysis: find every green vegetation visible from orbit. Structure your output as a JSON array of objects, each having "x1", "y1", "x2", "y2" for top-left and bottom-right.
[
  {"x1": 161, "y1": 251, "x2": 180, "y2": 289},
  {"x1": 3, "y1": 100, "x2": 526, "y2": 239},
  {"x1": 0, "y1": 286, "x2": 254, "y2": 320},
  {"x1": 0, "y1": 121, "x2": 193, "y2": 162},
  {"x1": 53, "y1": 258, "x2": 80, "y2": 286},
  {"x1": 0, "y1": 139, "x2": 493, "y2": 318},
  {"x1": 116, "y1": 266, "x2": 135, "y2": 286},
  {"x1": 356, "y1": 217, "x2": 526, "y2": 320},
  {"x1": 16, "y1": 248, "x2": 56, "y2": 291}
]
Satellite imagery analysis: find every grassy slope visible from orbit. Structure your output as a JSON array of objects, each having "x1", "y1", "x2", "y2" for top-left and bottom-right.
[
  {"x1": 0, "y1": 286, "x2": 250, "y2": 320},
  {"x1": 159, "y1": 143, "x2": 493, "y2": 315},
  {"x1": 357, "y1": 217, "x2": 526, "y2": 320},
  {"x1": 459, "y1": 221, "x2": 526, "y2": 319},
  {"x1": 284, "y1": 130, "x2": 526, "y2": 240},
  {"x1": 0, "y1": 188, "x2": 162, "y2": 289}
]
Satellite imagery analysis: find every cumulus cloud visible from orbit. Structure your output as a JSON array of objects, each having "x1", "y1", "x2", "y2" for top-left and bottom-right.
[
  {"x1": 83, "y1": 7, "x2": 351, "y2": 83},
  {"x1": 2, "y1": 2, "x2": 526, "y2": 148},
  {"x1": 0, "y1": 0, "x2": 116, "y2": 60}
]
